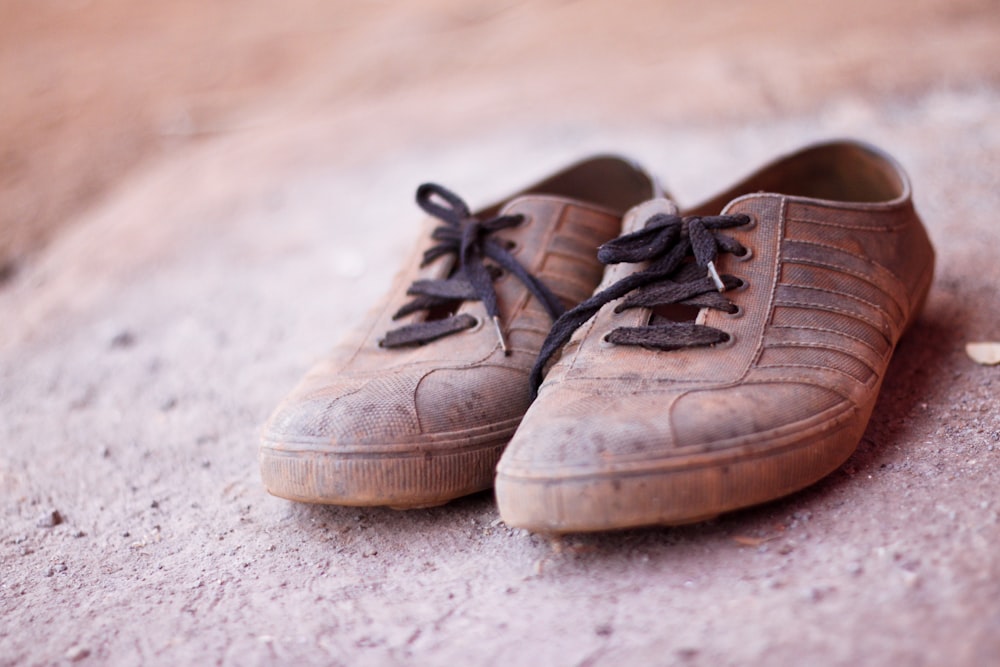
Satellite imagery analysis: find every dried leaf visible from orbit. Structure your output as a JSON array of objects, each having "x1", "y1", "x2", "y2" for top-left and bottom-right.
[{"x1": 966, "y1": 342, "x2": 1000, "y2": 366}]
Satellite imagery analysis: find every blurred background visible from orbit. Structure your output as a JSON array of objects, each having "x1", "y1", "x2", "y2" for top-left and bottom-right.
[{"x1": 2, "y1": 0, "x2": 997, "y2": 273}]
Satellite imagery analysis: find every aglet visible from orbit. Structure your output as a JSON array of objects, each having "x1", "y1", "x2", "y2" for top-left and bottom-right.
[
  {"x1": 492, "y1": 316, "x2": 510, "y2": 355},
  {"x1": 706, "y1": 261, "x2": 726, "y2": 292}
]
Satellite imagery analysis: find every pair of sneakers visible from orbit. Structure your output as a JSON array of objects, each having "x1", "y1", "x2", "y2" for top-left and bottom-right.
[{"x1": 259, "y1": 139, "x2": 935, "y2": 533}]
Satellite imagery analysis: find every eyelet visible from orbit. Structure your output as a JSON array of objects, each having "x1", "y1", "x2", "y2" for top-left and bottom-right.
[
  {"x1": 599, "y1": 332, "x2": 617, "y2": 348},
  {"x1": 724, "y1": 304, "x2": 744, "y2": 319},
  {"x1": 729, "y1": 277, "x2": 750, "y2": 293},
  {"x1": 714, "y1": 331, "x2": 736, "y2": 349},
  {"x1": 734, "y1": 246, "x2": 754, "y2": 262},
  {"x1": 486, "y1": 263, "x2": 507, "y2": 281},
  {"x1": 738, "y1": 213, "x2": 757, "y2": 230},
  {"x1": 465, "y1": 315, "x2": 484, "y2": 333}
]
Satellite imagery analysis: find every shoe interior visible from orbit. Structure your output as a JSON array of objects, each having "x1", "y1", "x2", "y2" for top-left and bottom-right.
[
  {"x1": 478, "y1": 155, "x2": 659, "y2": 218},
  {"x1": 687, "y1": 141, "x2": 907, "y2": 216}
]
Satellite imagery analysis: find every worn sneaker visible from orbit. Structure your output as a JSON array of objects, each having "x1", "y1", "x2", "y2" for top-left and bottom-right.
[
  {"x1": 260, "y1": 156, "x2": 660, "y2": 508},
  {"x1": 495, "y1": 140, "x2": 935, "y2": 532}
]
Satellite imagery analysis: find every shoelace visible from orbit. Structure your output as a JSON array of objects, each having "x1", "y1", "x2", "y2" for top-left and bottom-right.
[
  {"x1": 382, "y1": 183, "x2": 565, "y2": 353},
  {"x1": 529, "y1": 211, "x2": 751, "y2": 396}
]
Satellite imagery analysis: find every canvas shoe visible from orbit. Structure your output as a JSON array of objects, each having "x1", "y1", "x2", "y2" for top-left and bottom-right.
[
  {"x1": 496, "y1": 140, "x2": 935, "y2": 532},
  {"x1": 260, "y1": 156, "x2": 660, "y2": 508}
]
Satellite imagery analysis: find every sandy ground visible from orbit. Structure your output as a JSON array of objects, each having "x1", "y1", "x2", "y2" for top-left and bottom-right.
[{"x1": 3, "y1": 1, "x2": 1000, "y2": 665}]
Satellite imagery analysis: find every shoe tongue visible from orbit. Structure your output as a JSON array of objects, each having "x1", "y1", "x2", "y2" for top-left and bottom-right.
[
  {"x1": 593, "y1": 198, "x2": 680, "y2": 289},
  {"x1": 621, "y1": 198, "x2": 680, "y2": 233}
]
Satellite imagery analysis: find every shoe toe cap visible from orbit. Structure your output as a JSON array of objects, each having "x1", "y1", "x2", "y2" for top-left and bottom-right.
[
  {"x1": 262, "y1": 371, "x2": 423, "y2": 446},
  {"x1": 413, "y1": 365, "x2": 530, "y2": 435},
  {"x1": 499, "y1": 387, "x2": 670, "y2": 472},
  {"x1": 263, "y1": 364, "x2": 531, "y2": 448}
]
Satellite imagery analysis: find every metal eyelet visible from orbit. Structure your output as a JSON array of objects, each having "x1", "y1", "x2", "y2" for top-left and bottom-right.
[
  {"x1": 714, "y1": 331, "x2": 736, "y2": 348},
  {"x1": 734, "y1": 246, "x2": 754, "y2": 262},
  {"x1": 724, "y1": 305, "x2": 744, "y2": 319},
  {"x1": 739, "y1": 213, "x2": 758, "y2": 230},
  {"x1": 729, "y1": 277, "x2": 750, "y2": 294},
  {"x1": 465, "y1": 315, "x2": 485, "y2": 333}
]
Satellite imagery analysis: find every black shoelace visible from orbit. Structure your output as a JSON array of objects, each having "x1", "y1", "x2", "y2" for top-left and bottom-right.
[
  {"x1": 381, "y1": 183, "x2": 565, "y2": 353},
  {"x1": 529, "y1": 211, "x2": 751, "y2": 396}
]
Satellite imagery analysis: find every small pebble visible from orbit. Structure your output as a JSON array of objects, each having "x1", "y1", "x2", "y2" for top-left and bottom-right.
[
  {"x1": 36, "y1": 510, "x2": 63, "y2": 528},
  {"x1": 676, "y1": 648, "x2": 699, "y2": 661},
  {"x1": 801, "y1": 586, "x2": 829, "y2": 602},
  {"x1": 65, "y1": 646, "x2": 90, "y2": 661},
  {"x1": 110, "y1": 330, "x2": 135, "y2": 349}
]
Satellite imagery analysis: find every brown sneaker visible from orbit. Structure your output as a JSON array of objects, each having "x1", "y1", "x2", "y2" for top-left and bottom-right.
[
  {"x1": 260, "y1": 156, "x2": 660, "y2": 508},
  {"x1": 495, "y1": 140, "x2": 935, "y2": 532}
]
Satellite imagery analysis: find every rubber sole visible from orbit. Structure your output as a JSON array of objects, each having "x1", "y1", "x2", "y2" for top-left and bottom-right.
[{"x1": 259, "y1": 440, "x2": 506, "y2": 509}]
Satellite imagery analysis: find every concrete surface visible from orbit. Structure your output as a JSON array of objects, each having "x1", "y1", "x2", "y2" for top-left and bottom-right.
[{"x1": 2, "y1": 1, "x2": 1000, "y2": 665}]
